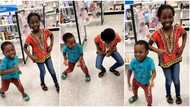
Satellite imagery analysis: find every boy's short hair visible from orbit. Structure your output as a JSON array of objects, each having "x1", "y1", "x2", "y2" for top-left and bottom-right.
[
  {"x1": 135, "y1": 40, "x2": 149, "y2": 51},
  {"x1": 1, "y1": 41, "x2": 14, "y2": 52},
  {"x1": 101, "y1": 28, "x2": 115, "y2": 43},
  {"x1": 62, "y1": 33, "x2": 74, "y2": 43}
]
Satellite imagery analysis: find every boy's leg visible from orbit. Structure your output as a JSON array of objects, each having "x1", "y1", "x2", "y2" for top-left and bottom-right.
[
  {"x1": 171, "y1": 63, "x2": 181, "y2": 104},
  {"x1": 0, "y1": 80, "x2": 10, "y2": 97},
  {"x1": 12, "y1": 79, "x2": 24, "y2": 95},
  {"x1": 95, "y1": 54, "x2": 106, "y2": 77},
  {"x1": 162, "y1": 67, "x2": 174, "y2": 104},
  {"x1": 36, "y1": 63, "x2": 48, "y2": 91},
  {"x1": 62, "y1": 63, "x2": 75, "y2": 80},
  {"x1": 110, "y1": 51, "x2": 124, "y2": 76},
  {"x1": 132, "y1": 79, "x2": 139, "y2": 97},
  {"x1": 79, "y1": 58, "x2": 90, "y2": 82},
  {"x1": 142, "y1": 84, "x2": 152, "y2": 106},
  {"x1": 129, "y1": 79, "x2": 139, "y2": 104},
  {"x1": 12, "y1": 79, "x2": 30, "y2": 101}
]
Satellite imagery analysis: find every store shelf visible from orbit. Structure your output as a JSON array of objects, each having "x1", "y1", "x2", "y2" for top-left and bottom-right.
[
  {"x1": 0, "y1": 23, "x2": 17, "y2": 27},
  {"x1": 60, "y1": 5, "x2": 73, "y2": 9}
]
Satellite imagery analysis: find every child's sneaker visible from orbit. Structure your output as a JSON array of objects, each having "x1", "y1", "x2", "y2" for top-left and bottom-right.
[
  {"x1": 23, "y1": 93, "x2": 30, "y2": 101},
  {"x1": 129, "y1": 96, "x2": 138, "y2": 104},
  {"x1": 85, "y1": 75, "x2": 91, "y2": 82},
  {"x1": 176, "y1": 96, "x2": 182, "y2": 104},
  {"x1": 61, "y1": 72, "x2": 67, "y2": 80},
  {"x1": 166, "y1": 95, "x2": 174, "y2": 104},
  {"x1": 0, "y1": 92, "x2": 5, "y2": 98}
]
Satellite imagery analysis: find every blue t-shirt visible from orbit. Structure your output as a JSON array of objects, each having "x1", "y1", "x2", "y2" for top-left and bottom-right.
[
  {"x1": 0, "y1": 56, "x2": 20, "y2": 80},
  {"x1": 129, "y1": 57, "x2": 155, "y2": 85},
  {"x1": 63, "y1": 43, "x2": 83, "y2": 63}
]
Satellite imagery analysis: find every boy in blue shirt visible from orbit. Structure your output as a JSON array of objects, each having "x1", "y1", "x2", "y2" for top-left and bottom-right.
[
  {"x1": 0, "y1": 41, "x2": 30, "y2": 101},
  {"x1": 127, "y1": 40, "x2": 156, "y2": 106},
  {"x1": 61, "y1": 33, "x2": 91, "y2": 82}
]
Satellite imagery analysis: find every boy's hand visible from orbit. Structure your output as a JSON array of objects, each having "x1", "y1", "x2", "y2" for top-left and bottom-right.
[
  {"x1": 149, "y1": 81, "x2": 154, "y2": 88},
  {"x1": 128, "y1": 83, "x2": 132, "y2": 91},
  {"x1": 64, "y1": 60, "x2": 68, "y2": 66}
]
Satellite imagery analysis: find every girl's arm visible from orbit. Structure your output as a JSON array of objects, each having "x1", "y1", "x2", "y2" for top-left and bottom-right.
[
  {"x1": 94, "y1": 40, "x2": 105, "y2": 54},
  {"x1": 48, "y1": 33, "x2": 54, "y2": 52},
  {"x1": 181, "y1": 31, "x2": 187, "y2": 49},
  {"x1": 149, "y1": 40, "x2": 166, "y2": 55},
  {"x1": 24, "y1": 43, "x2": 37, "y2": 61}
]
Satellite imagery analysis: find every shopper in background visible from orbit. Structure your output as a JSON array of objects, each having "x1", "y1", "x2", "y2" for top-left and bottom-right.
[
  {"x1": 149, "y1": 4, "x2": 187, "y2": 104},
  {"x1": 0, "y1": 41, "x2": 30, "y2": 101},
  {"x1": 127, "y1": 40, "x2": 156, "y2": 106},
  {"x1": 95, "y1": 28, "x2": 124, "y2": 78},
  {"x1": 61, "y1": 33, "x2": 91, "y2": 82},
  {"x1": 24, "y1": 12, "x2": 59, "y2": 93}
]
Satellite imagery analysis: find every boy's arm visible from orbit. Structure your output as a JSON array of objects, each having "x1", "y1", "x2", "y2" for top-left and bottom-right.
[
  {"x1": 149, "y1": 70, "x2": 156, "y2": 87},
  {"x1": 0, "y1": 66, "x2": 19, "y2": 75},
  {"x1": 127, "y1": 69, "x2": 132, "y2": 87},
  {"x1": 63, "y1": 52, "x2": 68, "y2": 66}
]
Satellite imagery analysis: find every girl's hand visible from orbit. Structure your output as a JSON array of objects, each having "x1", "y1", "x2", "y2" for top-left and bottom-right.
[
  {"x1": 31, "y1": 56, "x2": 38, "y2": 62},
  {"x1": 176, "y1": 47, "x2": 184, "y2": 57},
  {"x1": 158, "y1": 49, "x2": 167, "y2": 55},
  {"x1": 47, "y1": 46, "x2": 53, "y2": 53},
  {"x1": 64, "y1": 60, "x2": 68, "y2": 66}
]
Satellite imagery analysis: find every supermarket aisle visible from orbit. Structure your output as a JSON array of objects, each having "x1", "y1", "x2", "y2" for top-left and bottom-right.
[
  {"x1": 60, "y1": 15, "x2": 125, "y2": 106},
  {"x1": 124, "y1": 32, "x2": 190, "y2": 106},
  {"x1": 0, "y1": 31, "x2": 60, "y2": 106}
]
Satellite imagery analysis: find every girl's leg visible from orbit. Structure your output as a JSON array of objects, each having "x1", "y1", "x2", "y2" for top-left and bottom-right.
[
  {"x1": 163, "y1": 68, "x2": 172, "y2": 96},
  {"x1": 12, "y1": 79, "x2": 25, "y2": 96},
  {"x1": 171, "y1": 63, "x2": 180, "y2": 97},
  {"x1": 36, "y1": 63, "x2": 46, "y2": 84},
  {"x1": 95, "y1": 54, "x2": 106, "y2": 71},
  {"x1": 45, "y1": 57, "x2": 58, "y2": 85},
  {"x1": 110, "y1": 51, "x2": 124, "y2": 70}
]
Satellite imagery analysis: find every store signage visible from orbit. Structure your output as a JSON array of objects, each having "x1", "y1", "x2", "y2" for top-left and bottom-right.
[{"x1": 0, "y1": 5, "x2": 17, "y2": 13}]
